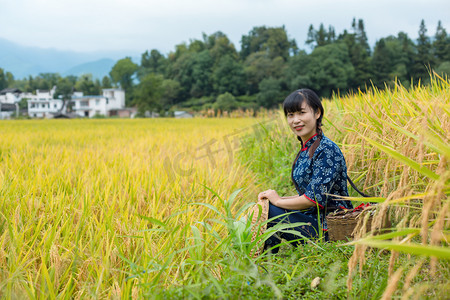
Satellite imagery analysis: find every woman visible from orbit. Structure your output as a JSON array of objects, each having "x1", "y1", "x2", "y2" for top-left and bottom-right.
[{"x1": 259, "y1": 89, "x2": 353, "y2": 253}]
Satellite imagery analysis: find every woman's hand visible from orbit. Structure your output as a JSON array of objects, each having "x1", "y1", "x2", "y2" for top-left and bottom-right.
[
  {"x1": 258, "y1": 191, "x2": 317, "y2": 210},
  {"x1": 258, "y1": 189, "x2": 282, "y2": 205}
]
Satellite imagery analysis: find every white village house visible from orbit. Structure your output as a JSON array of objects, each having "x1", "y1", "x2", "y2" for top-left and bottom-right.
[
  {"x1": 0, "y1": 88, "x2": 22, "y2": 119},
  {"x1": 174, "y1": 111, "x2": 193, "y2": 118},
  {"x1": 1, "y1": 86, "x2": 128, "y2": 118},
  {"x1": 0, "y1": 88, "x2": 22, "y2": 104},
  {"x1": 26, "y1": 87, "x2": 66, "y2": 118},
  {"x1": 72, "y1": 89, "x2": 126, "y2": 118},
  {"x1": 24, "y1": 87, "x2": 126, "y2": 118}
]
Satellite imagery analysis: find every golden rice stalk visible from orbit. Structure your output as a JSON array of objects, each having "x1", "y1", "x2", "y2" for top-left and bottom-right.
[{"x1": 381, "y1": 267, "x2": 403, "y2": 300}]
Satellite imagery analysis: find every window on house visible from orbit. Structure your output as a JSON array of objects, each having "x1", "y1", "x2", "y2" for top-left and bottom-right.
[
  {"x1": 54, "y1": 104, "x2": 57, "y2": 108},
  {"x1": 42, "y1": 104, "x2": 45, "y2": 108},
  {"x1": 96, "y1": 99, "x2": 100, "y2": 105}
]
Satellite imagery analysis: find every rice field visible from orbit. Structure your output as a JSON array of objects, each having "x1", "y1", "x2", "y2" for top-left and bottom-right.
[
  {"x1": 325, "y1": 76, "x2": 450, "y2": 297},
  {"x1": 0, "y1": 75, "x2": 449, "y2": 299},
  {"x1": 0, "y1": 118, "x2": 263, "y2": 298}
]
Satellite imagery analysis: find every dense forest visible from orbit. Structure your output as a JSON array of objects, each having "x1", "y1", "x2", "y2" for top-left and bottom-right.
[{"x1": 1, "y1": 18, "x2": 449, "y2": 114}]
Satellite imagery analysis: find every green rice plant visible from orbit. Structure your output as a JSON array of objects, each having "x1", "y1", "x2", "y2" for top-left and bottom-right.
[
  {"x1": 127, "y1": 185, "x2": 320, "y2": 299},
  {"x1": 237, "y1": 73, "x2": 449, "y2": 298},
  {"x1": 323, "y1": 74, "x2": 450, "y2": 297}
]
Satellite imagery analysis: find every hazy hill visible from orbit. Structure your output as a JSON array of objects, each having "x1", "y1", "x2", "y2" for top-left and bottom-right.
[
  {"x1": 0, "y1": 38, "x2": 137, "y2": 79},
  {"x1": 62, "y1": 59, "x2": 116, "y2": 79}
]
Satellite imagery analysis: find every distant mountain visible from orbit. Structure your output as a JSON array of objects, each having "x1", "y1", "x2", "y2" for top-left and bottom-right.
[
  {"x1": 0, "y1": 38, "x2": 139, "y2": 79},
  {"x1": 63, "y1": 59, "x2": 116, "y2": 79}
]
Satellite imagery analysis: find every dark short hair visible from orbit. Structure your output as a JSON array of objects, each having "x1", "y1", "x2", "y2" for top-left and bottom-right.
[{"x1": 283, "y1": 89, "x2": 323, "y2": 120}]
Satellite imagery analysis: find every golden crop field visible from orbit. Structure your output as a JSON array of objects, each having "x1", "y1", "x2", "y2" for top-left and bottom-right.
[
  {"x1": 0, "y1": 118, "x2": 264, "y2": 298},
  {"x1": 323, "y1": 77, "x2": 450, "y2": 294},
  {"x1": 0, "y1": 76, "x2": 449, "y2": 299}
]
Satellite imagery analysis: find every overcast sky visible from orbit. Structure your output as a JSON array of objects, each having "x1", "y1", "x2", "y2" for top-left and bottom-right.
[{"x1": 1, "y1": 0, "x2": 449, "y2": 55}]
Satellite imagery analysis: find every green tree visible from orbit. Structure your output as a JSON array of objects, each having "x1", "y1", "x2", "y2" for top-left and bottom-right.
[
  {"x1": 256, "y1": 77, "x2": 282, "y2": 108},
  {"x1": 94, "y1": 79, "x2": 102, "y2": 95},
  {"x1": 372, "y1": 33, "x2": 416, "y2": 87},
  {"x1": 101, "y1": 76, "x2": 112, "y2": 88},
  {"x1": 5, "y1": 72, "x2": 14, "y2": 88},
  {"x1": 0, "y1": 68, "x2": 7, "y2": 90},
  {"x1": 354, "y1": 18, "x2": 370, "y2": 54},
  {"x1": 244, "y1": 52, "x2": 285, "y2": 94},
  {"x1": 338, "y1": 19, "x2": 372, "y2": 90},
  {"x1": 435, "y1": 61, "x2": 450, "y2": 77},
  {"x1": 168, "y1": 43, "x2": 189, "y2": 63},
  {"x1": 54, "y1": 77, "x2": 74, "y2": 113},
  {"x1": 188, "y1": 39, "x2": 206, "y2": 53},
  {"x1": 307, "y1": 43, "x2": 355, "y2": 97},
  {"x1": 305, "y1": 24, "x2": 335, "y2": 49},
  {"x1": 206, "y1": 32, "x2": 239, "y2": 63},
  {"x1": 327, "y1": 25, "x2": 336, "y2": 44},
  {"x1": 190, "y1": 50, "x2": 214, "y2": 98},
  {"x1": 398, "y1": 32, "x2": 416, "y2": 82},
  {"x1": 75, "y1": 74, "x2": 100, "y2": 95},
  {"x1": 306, "y1": 25, "x2": 316, "y2": 49},
  {"x1": 133, "y1": 73, "x2": 164, "y2": 115},
  {"x1": 240, "y1": 26, "x2": 295, "y2": 61},
  {"x1": 212, "y1": 55, "x2": 245, "y2": 96},
  {"x1": 168, "y1": 51, "x2": 195, "y2": 101},
  {"x1": 372, "y1": 38, "x2": 392, "y2": 87},
  {"x1": 414, "y1": 20, "x2": 434, "y2": 81},
  {"x1": 18, "y1": 97, "x2": 28, "y2": 110},
  {"x1": 316, "y1": 23, "x2": 328, "y2": 47},
  {"x1": 139, "y1": 49, "x2": 168, "y2": 79},
  {"x1": 213, "y1": 92, "x2": 238, "y2": 112},
  {"x1": 282, "y1": 50, "x2": 312, "y2": 91},
  {"x1": 433, "y1": 21, "x2": 450, "y2": 63},
  {"x1": 66, "y1": 75, "x2": 78, "y2": 86},
  {"x1": 110, "y1": 57, "x2": 138, "y2": 103},
  {"x1": 23, "y1": 76, "x2": 32, "y2": 92},
  {"x1": 161, "y1": 79, "x2": 181, "y2": 109},
  {"x1": 36, "y1": 73, "x2": 61, "y2": 90}
]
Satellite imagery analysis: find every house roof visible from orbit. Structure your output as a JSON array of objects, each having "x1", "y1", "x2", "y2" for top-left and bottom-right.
[
  {"x1": 53, "y1": 113, "x2": 71, "y2": 119},
  {"x1": 174, "y1": 111, "x2": 192, "y2": 116},
  {"x1": 0, "y1": 103, "x2": 16, "y2": 111},
  {"x1": 72, "y1": 95, "x2": 105, "y2": 99},
  {"x1": 0, "y1": 88, "x2": 22, "y2": 95},
  {"x1": 102, "y1": 88, "x2": 124, "y2": 92}
]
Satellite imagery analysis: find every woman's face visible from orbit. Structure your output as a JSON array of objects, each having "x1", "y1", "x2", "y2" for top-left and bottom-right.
[{"x1": 286, "y1": 102, "x2": 321, "y2": 142}]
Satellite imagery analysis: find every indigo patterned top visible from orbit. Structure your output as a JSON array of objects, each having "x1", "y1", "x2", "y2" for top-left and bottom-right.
[{"x1": 292, "y1": 134, "x2": 353, "y2": 229}]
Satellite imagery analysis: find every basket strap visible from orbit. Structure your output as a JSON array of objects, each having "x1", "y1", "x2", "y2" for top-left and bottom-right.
[{"x1": 347, "y1": 176, "x2": 371, "y2": 197}]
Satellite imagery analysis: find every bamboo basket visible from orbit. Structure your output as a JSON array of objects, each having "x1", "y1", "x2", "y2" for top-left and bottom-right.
[{"x1": 326, "y1": 208, "x2": 373, "y2": 241}]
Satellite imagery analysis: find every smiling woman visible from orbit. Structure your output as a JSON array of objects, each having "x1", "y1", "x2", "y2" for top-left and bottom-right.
[
  {"x1": 286, "y1": 104, "x2": 320, "y2": 142},
  {"x1": 258, "y1": 89, "x2": 353, "y2": 253}
]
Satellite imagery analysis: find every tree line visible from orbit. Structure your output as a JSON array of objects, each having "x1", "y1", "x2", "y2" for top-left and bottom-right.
[{"x1": 1, "y1": 18, "x2": 449, "y2": 115}]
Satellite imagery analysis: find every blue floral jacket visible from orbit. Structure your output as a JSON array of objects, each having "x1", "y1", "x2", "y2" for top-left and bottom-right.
[{"x1": 292, "y1": 134, "x2": 353, "y2": 229}]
